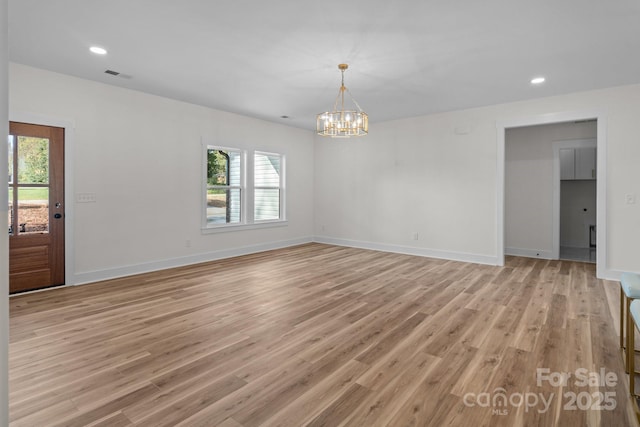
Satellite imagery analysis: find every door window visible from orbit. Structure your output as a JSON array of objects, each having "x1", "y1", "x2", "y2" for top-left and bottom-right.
[{"x1": 8, "y1": 135, "x2": 51, "y2": 235}]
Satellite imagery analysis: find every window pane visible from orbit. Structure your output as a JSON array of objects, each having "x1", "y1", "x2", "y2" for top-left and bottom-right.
[
  {"x1": 7, "y1": 135, "x2": 13, "y2": 184},
  {"x1": 255, "y1": 188, "x2": 280, "y2": 221},
  {"x1": 254, "y1": 153, "x2": 281, "y2": 221},
  {"x1": 207, "y1": 149, "x2": 241, "y2": 186},
  {"x1": 229, "y1": 151, "x2": 241, "y2": 186},
  {"x1": 8, "y1": 187, "x2": 13, "y2": 235},
  {"x1": 254, "y1": 153, "x2": 280, "y2": 186},
  {"x1": 18, "y1": 187, "x2": 49, "y2": 234},
  {"x1": 205, "y1": 147, "x2": 242, "y2": 227},
  {"x1": 207, "y1": 188, "x2": 241, "y2": 224},
  {"x1": 17, "y1": 136, "x2": 49, "y2": 184},
  {"x1": 207, "y1": 149, "x2": 228, "y2": 185}
]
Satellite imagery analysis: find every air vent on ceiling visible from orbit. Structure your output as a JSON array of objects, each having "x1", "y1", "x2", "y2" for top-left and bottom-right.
[{"x1": 104, "y1": 69, "x2": 133, "y2": 79}]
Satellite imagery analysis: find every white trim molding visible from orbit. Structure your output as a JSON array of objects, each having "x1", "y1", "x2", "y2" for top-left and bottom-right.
[
  {"x1": 73, "y1": 237, "x2": 313, "y2": 286},
  {"x1": 603, "y1": 269, "x2": 640, "y2": 282},
  {"x1": 313, "y1": 236, "x2": 498, "y2": 266},
  {"x1": 505, "y1": 247, "x2": 554, "y2": 260}
]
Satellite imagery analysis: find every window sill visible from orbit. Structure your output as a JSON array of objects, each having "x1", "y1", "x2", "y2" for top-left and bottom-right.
[{"x1": 201, "y1": 220, "x2": 288, "y2": 234}]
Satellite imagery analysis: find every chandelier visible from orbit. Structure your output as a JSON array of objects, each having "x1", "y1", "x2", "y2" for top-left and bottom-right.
[{"x1": 316, "y1": 64, "x2": 368, "y2": 137}]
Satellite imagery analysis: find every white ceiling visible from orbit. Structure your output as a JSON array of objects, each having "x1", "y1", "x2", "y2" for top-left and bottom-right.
[{"x1": 8, "y1": 0, "x2": 640, "y2": 131}]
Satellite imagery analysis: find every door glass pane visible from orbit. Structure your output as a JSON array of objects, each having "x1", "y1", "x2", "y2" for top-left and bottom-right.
[
  {"x1": 18, "y1": 187, "x2": 49, "y2": 234},
  {"x1": 7, "y1": 135, "x2": 13, "y2": 184},
  {"x1": 17, "y1": 136, "x2": 49, "y2": 184},
  {"x1": 8, "y1": 187, "x2": 13, "y2": 235},
  {"x1": 207, "y1": 188, "x2": 241, "y2": 224}
]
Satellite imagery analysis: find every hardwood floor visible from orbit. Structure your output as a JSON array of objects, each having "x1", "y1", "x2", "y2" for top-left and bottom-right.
[{"x1": 8, "y1": 243, "x2": 638, "y2": 426}]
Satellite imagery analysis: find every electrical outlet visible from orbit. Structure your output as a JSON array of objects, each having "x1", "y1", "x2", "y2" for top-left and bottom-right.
[
  {"x1": 412, "y1": 232, "x2": 419, "y2": 241},
  {"x1": 185, "y1": 240, "x2": 191, "y2": 248}
]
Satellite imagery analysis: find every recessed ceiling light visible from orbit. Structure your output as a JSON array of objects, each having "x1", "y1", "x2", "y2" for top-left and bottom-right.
[
  {"x1": 90, "y1": 46, "x2": 107, "y2": 55},
  {"x1": 531, "y1": 77, "x2": 546, "y2": 85}
]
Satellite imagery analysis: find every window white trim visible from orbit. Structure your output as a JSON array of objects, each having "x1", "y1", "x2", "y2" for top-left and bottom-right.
[
  {"x1": 201, "y1": 143, "x2": 287, "y2": 233},
  {"x1": 201, "y1": 219, "x2": 289, "y2": 234}
]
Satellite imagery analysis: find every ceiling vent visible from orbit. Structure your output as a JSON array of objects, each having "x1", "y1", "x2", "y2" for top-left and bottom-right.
[{"x1": 104, "y1": 69, "x2": 132, "y2": 79}]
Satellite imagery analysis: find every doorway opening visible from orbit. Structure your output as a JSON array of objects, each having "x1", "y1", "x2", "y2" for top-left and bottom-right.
[
  {"x1": 497, "y1": 110, "x2": 607, "y2": 278},
  {"x1": 504, "y1": 121, "x2": 597, "y2": 263},
  {"x1": 555, "y1": 137, "x2": 597, "y2": 263}
]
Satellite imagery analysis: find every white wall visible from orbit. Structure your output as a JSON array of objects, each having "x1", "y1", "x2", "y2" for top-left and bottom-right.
[
  {"x1": 8, "y1": 65, "x2": 640, "y2": 285},
  {"x1": 560, "y1": 180, "x2": 596, "y2": 248},
  {"x1": 314, "y1": 112, "x2": 501, "y2": 264},
  {"x1": 314, "y1": 84, "x2": 640, "y2": 276},
  {"x1": 0, "y1": 1, "x2": 8, "y2": 425},
  {"x1": 504, "y1": 122, "x2": 596, "y2": 258},
  {"x1": 9, "y1": 63, "x2": 315, "y2": 284}
]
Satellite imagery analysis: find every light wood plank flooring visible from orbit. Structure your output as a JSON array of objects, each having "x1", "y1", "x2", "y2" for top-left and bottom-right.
[{"x1": 9, "y1": 243, "x2": 637, "y2": 426}]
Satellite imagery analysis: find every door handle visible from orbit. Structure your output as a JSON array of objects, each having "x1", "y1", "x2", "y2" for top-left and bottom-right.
[{"x1": 54, "y1": 213, "x2": 62, "y2": 219}]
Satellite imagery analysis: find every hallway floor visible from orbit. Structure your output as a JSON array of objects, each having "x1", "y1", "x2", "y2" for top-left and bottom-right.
[{"x1": 560, "y1": 246, "x2": 596, "y2": 263}]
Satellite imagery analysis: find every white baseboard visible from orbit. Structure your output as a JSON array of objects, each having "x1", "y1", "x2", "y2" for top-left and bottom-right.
[
  {"x1": 600, "y1": 269, "x2": 640, "y2": 282},
  {"x1": 71, "y1": 236, "x2": 313, "y2": 286},
  {"x1": 313, "y1": 236, "x2": 498, "y2": 266},
  {"x1": 505, "y1": 247, "x2": 554, "y2": 260},
  {"x1": 505, "y1": 247, "x2": 626, "y2": 281},
  {"x1": 65, "y1": 235, "x2": 630, "y2": 287}
]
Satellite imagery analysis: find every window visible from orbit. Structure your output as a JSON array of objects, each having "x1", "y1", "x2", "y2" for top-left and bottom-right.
[
  {"x1": 254, "y1": 152, "x2": 283, "y2": 221},
  {"x1": 206, "y1": 148, "x2": 242, "y2": 225},
  {"x1": 203, "y1": 146, "x2": 285, "y2": 231}
]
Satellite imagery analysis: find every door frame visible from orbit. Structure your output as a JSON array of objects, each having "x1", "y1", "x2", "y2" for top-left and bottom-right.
[
  {"x1": 9, "y1": 112, "x2": 75, "y2": 288},
  {"x1": 552, "y1": 138, "x2": 597, "y2": 260},
  {"x1": 496, "y1": 110, "x2": 609, "y2": 279}
]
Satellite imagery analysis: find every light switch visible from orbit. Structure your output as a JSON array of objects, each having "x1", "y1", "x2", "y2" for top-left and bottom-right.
[
  {"x1": 626, "y1": 194, "x2": 636, "y2": 205},
  {"x1": 76, "y1": 192, "x2": 97, "y2": 203}
]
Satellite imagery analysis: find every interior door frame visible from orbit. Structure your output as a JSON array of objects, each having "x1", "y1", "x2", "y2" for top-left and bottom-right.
[
  {"x1": 9, "y1": 112, "x2": 75, "y2": 288},
  {"x1": 496, "y1": 110, "x2": 609, "y2": 279},
  {"x1": 552, "y1": 138, "x2": 597, "y2": 260}
]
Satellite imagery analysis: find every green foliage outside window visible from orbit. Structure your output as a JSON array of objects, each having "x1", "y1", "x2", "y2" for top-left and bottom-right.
[
  {"x1": 18, "y1": 137, "x2": 49, "y2": 184},
  {"x1": 207, "y1": 150, "x2": 229, "y2": 186}
]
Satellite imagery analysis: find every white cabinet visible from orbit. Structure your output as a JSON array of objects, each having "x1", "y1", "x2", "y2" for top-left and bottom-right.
[
  {"x1": 560, "y1": 147, "x2": 596, "y2": 180},
  {"x1": 575, "y1": 147, "x2": 596, "y2": 180},
  {"x1": 560, "y1": 148, "x2": 575, "y2": 180}
]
